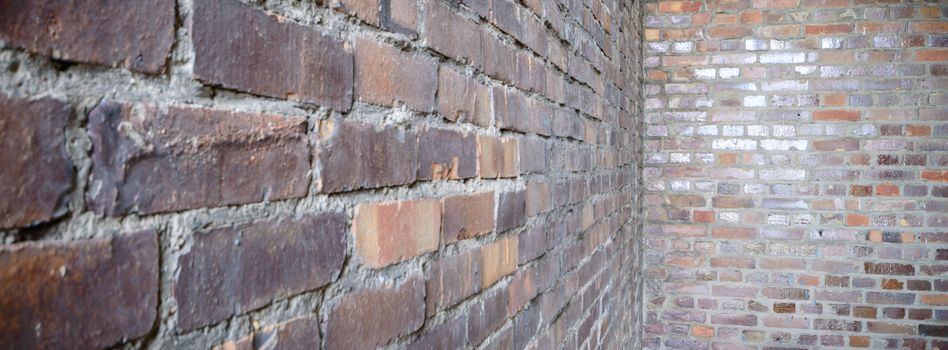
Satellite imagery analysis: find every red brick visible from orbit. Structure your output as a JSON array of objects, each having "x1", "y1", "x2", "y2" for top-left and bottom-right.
[
  {"x1": 910, "y1": 21, "x2": 948, "y2": 33},
  {"x1": 865, "y1": 262, "x2": 915, "y2": 276},
  {"x1": 694, "y1": 210, "x2": 716, "y2": 223},
  {"x1": 917, "y1": 50, "x2": 948, "y2": 62},
  {"x1": 494, "y1": 86, "x2": 548, "y2": 134},
  {"x1": 176, "y1": 214, "x2": 345, "y2": 330},
  {"x1": 194, "y1": 0, "x2": 352, "y2": 110},
  {"x1": 438, "y1": 67, "x2": 491, "y2": 126},
  {"x1": 668, "y1": 194, "x2": 706, "y2": 208},
  {"x1": 846, "y1": 214, "x2": 870, "y2": 227},
  {"x1": 712, "y1": 196, "x2": 755, "y2": 208},
  {"x1": 711, "y1": 257, "x2": 755, "y2": 269},
  {"x1": 507, "y1": 269, "x2": 537, "y2": 316},
  {"x1": 480, "y1": 34, "x2": 518, "y2": 84},
  {"x1": 326, "y1": 275, "x2": 425, "y2": 349},
  {"x1": 0, "y1": 231, "x2": 157, "y2": 349},
  {"x1": 711, "y1": 227, "x2": 757, "y2": 240},
  {"x1": 805, "y1": 24, "x2": 853, "y2": 35},
  {"x1": 467, "y1": 288, "x2": 508, "y2": 345},
  {"x1": 921, "y1": 294, "x2": 948, "y2": 305},
  {"x1": 417, "y1": 127, "x2": 477, "y2": 181},
  {"x1": 88, "y1": 101, "x2": 310, "y2": 216},
  {"x1": 355, "y1": 37, "x2": 438, "y2": 111},
  {"x1": 480, "y1": 237, "x2": 518, "y2": 288},
  {"x1": 317, "y1": 120, "x2": 417, "y2": 193},
  {"x1": 426, "y1": 250, "x2": 481, "y2": 316},
  {"x1": 922, "y1": 170, "x2": 948, "y2": 182},
  {"x1": 442, "y1": 192, "x2": 495, "y2": 243},
  {"x1": 711, "y1": 313, "x2": 757, "y2": 326},
  {"x1": 0, "y1": 94, "x2": 72, "y2": 229},
  {"x1": 707, "y1": 26, "x2": 753, "y2": 39},
  {"x1": 0, "y1": 0, "x2": 174, "y2": 73},
  {"x1": 497, "y1": 190, "x2": 527, "y2": 232},
  {"x1": 424, "y1": 0, "x2": 482, "y2": 66},
  {"x1": 406, "y1": 314, "x2": 468, "y2": 350},
  {"x1": 851, "y1": 185, "x2": 872, "y2": 196},
  {"x1": 752, "y1": 0, "x2": 799, "y2": 8},
  {"x1": 813, "y1": 110, "x2": 860, "y2": 121},
  {"x1": 218, "y1": 316, "x2": 320, "y2": 350},
  {"x1": 478, "y1": 136, "x2": 519, "y2": 178},
  {"x1": 353, "y1": 199, "x2": 441, "y2": 268},
  {"x1": 875, "y1": 184, "x2": 899, "y2": 196}
]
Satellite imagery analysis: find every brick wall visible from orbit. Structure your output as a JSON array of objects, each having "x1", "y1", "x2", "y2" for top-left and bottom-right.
[
  {"x1": 0, "y1": 0, "x2": 644, "y2": 349},
  {"x1": 644, "y1": 0, "x2": 948, "y2": 349}
]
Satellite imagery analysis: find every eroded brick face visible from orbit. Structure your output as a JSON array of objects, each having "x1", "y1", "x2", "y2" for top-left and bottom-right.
[{"x1": 645, "y1": 0, "x2": 948, "y2": 348}]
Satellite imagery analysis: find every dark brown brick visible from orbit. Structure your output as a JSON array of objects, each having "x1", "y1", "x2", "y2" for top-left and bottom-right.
[
  {"x1": 864, "y1": 262, "x2": 915, "y2": 276},
  {"x1": 442, "y1": 192, "x2": 495, "y2": 243},
  {"x1": 493, "y1": 86, "x2": 550, "y2": 135},
  {"x1": 920, "y1": 324, "x2": 948, "y2": 337},
  {"x1": 426, "y1": 250, "x2": 481, "y2": 316},
  {"x1": 317, "y1": 120, "x2": 417, "y2": 193},
  {"x1": 326, "y1": 275, "x2": 425, "y2": 349},
  {"x1": 497, "y1": 190, "x2": 527, "y2": 232},
  {"x1": 853, "y1": 306, "x2": 877, "y2": 319},
  {"x1": 406, "y1": 314, "x2": 468, "y2": 350},
  {"x1": 437, "y1": 67, "x2": 491, "y2": 126},
  {"x1": 773, "y1": 303, "x2": 796, "y2": 313},
  {"x1": 0, "y1": 231, "x2": 158, "y2": 349},
  {"x1": 480, "y1": 34, "x2": 518, "y2": 84},
  {"x1": 0, "y1": 94, "x2": 72, "y2": 229},
  {"x1": 176, "y1": 213, "x2": 346, "y2": 331},
  {"x1": 0, "y1": 0, "x2": 174, "y2": 73},
  {"x1": 424, "y1": 0, "x2": 483, "y2": 66},
  {"x1": 194, "y1": 0, "x2": 353, "y2": 110},
  {"x1": 467, "y1": 288, "x2": 509, "y2": 346},
  {"x1": 417, "y1": 127, "x2": 476, "y2": 180},
  {"x1": 87, "y1": 101, "x2": 310, "y2": 216},
  {"x1": 218, "y1": 316, "x2": 320, "y2": 350},
  {"x1": 355, "y1": 37, "x2": 438, "y2": 111}
]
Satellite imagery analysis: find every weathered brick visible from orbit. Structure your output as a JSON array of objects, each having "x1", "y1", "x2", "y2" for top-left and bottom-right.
[
  {"x1": 497, "y1": 190, "x2": 527, "y2": 232},
  {"x1": 353, "y1": 199, "x2": 441, "y2": 268},
  {"x1": 317, "y1": 120, "x2": 417, "y2": 193},
  {"x1": 478, "y1": 136, "x2": 519, "y2": 178},
  {"x1": 0, "y1": 0, "x2": 174, "y2": 73},
  {"x1": 417, "y1": 127, "x2": 477, "y2": 180},
  {"x1": 813, "y1": 110, "x2": 860, "y2": 121},
  {"x1": 0, "y1": 231, "x2": 157, "y2": 349},
  {"x1": 426, "y1": 250, "x2": 480, "y2": 316},
  {"x1": 438, "y1": 67, "x2": 491, "y2": 126},
  {"x1": 336, "y1": 0, "x2": 417, "y2": 35},
  {"x1": 442, "y1": 192, "x2": 495, "y2": 243},
  {"x1": 326, "y1": 275, "x2": 425, "y2": 349},
  {"x1": 865, "y1": 262, "x2": 915, "y2": 276},
  {"x1": 406, "y1": 314, "x2": 468, "y2": 350},
  {"x1": 176, "y1": 214, "x2": 345, "y2": 330},
  {"x1": 194, "y1": 0, "x2": 352, "y2": 110},
  {"x1": 217, "y1": 316, "x2": 320, "y2": 350},
  {"x1": 355, "y1": 37, "x2": 438, "y2": 111},
  {"x1": 88, "y1": 101, "x2": 310, "y2": 216},
  {"x1": 711, "y1": 313, "x2": 757, "y2": 326},
  {"x1": 0, "y1": 94, "x2": 72, "y2": 229},
  {"x1": 424, "y1": 0, "x2": 482, "y2": 66},
  {"x1": 480, "y1": 237, "x2": 519, "y2": 289}
]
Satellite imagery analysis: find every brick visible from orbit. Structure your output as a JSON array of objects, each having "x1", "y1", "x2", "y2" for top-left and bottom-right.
[
  {"x1": 353, "y1": 199, "x2": 441, "y2": 268},
  {"x1": 866, "y1": 292, "x2": 914, "y2": 305},
  {"x1": 507, "y1": 269, "x2": 537, "y2": 316},
  {"x1": 326, "y1": 275, "x2": 425, "y2": 349},
  {"x1": 805, "y1": 24, "x2": 853, "y2": 35},
  {"x1": 0, "y1": 94, "x2": 72, "y2": 229},
  {"x1": 920, "y1": 294, "x2": 948, "y2": 305},
  {"x1": 813, "y1": 110, "x2": 860, "y2": 121},
  {"x1": 317, "y1": 120, "x2": 417, "y2": 193},
  {"x1": 480, "y1": 237, "x2": 519, "y2": 289},
  {"x1": 711, "y1": 313, "x2": 757, "y2": 326},
  {"x1": 417, "y1": 127, "x2": 477, "y2": 180},
  {"x1": 711, "y1": 227, "x2": 757, "y2": 240},
  {"x1": 218, "y1": 316, "x2": 320, "y2": 350},
  {"x1": 194, "y1": 0, "x2": 352, "y2": 110},
  {"x1": 424, "y1": 0, "x2": 482, "y2": 66},
  {"x1": 813, "y1": 319, "x2": 860, "y2": 331},
  {"x1": 774, "y1": 303, "x2": 796, "y2": 313},
  {"x1": 467, "y1": 288, "x2": 509, "y2": 345},
  {"x1": 406, "y1": 315, "x2": 468, "y2": 350},
  {"x1": 478, "y1": 136, "x2": 519, "y2": 178},
  {"x1": 0, "y1": 0, "x2": 174, "y2": 73},
  {"x1": 917, "y1": 50, "x2": 948, "y2": 62},
  {"x1": 813, "y1": 139, "x2": 860, "y2": 151},
  {"x1": 426, "y1": 250, "x2": 481, "y2": 316},
  {"x1": 865, "y1": 262, "x2": 915, "y2": 276},
  {"x1": 355, "y1": 37, "x2": 438, "y2": 111},
  {"x1": 88, "y1": 101, "x2": 310, "y2": 216},
  {"x1": 337, "y1": 0, "x2": 416, "y2": 35},
  {"x1": 922, "y1": 170, "x2": 948, "y2": 182},
  {"x1": 497, "y1": 190, "x2": 527, "y2": 232},
  {"x1": 519, "y1": 138, "x2": 548, "y2": 174},
  {"x1": 176, "y1": 214, "x2": 345, "y2": 330},
  {"x1": 442, "y1": 192, "x2": 495, "y2": 243},
  {"x1": 712, "y1": 196, "x2": 754, "y2": 208},
  {"x1": 0, "y1": 231, "x2": 157, "y2": 349},
  {"x1": 438, "y1": 67, "x2": 491, "y2": 126},
  {"x1": 668, "y1": 194, "x2": 706, "y2": 207}
]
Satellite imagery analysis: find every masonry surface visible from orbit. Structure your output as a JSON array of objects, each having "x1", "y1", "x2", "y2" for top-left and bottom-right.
[
  {"x1": 0, "y1": 0, "x2": 645, "y2": 349},
  {"x1": 644, "y1": 0, "x2": 948, "y2": 349}
]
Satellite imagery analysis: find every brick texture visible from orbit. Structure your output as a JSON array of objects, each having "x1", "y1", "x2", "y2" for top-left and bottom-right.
[
  {"x1": 645, "y1": 0, "x2": 948, "y2": 348},
  {"x1": 0, "y1": 0, "x2": 644, "y2": 348}
]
